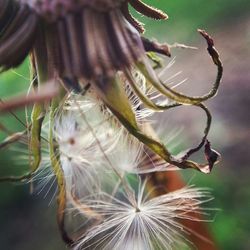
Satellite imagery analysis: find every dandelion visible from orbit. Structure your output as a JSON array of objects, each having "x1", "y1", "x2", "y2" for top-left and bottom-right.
[
  {"x1": 0, "y1": 0, "x2": 222, "y2": 172},
  {"x1": 0, "y1": 1, "x2": 223, "y2": 248}
]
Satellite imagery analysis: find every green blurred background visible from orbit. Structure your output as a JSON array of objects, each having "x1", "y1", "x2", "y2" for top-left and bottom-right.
[{"x1": 1, "y1": 1, "x2": 250, "y2": 249}]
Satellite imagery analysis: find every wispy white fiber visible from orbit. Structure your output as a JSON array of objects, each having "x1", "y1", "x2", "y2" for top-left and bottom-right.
[{"x1": 74, "y1": 182, "x2": 213, "y2": 250}]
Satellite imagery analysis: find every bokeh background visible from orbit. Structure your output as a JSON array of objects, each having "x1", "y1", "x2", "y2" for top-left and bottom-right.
[{"x1": 0, "y1": 1, "x2": 250, "y2": 249}]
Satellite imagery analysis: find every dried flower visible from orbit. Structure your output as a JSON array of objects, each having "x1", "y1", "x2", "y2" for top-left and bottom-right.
[
  {"x1": 0, "y1": 0, "x2": 223, "y2": 172},
  {"x1": 0, "y1": 1, "x2": 223, "y2": 248},
  {"x1": 0, "y1": 0, "x2": 167, "y2": 75}
]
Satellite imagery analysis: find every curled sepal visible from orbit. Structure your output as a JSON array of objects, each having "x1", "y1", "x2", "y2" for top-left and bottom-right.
[
  {"x1": 0, "y1": 102, "x2": 46, "y2": 183},
  {"x1": 0, "y1": 129, "x2": 33, "y2": 182},
  {"x1": 91, "y1": 75, "x2": 206, "y2": 172},
  {"x1": 92, "y1": 75, "x2": 138, "y2": 128},
  {"x1": 0, "y1": 171, "x2": 34, "y2": 183},
  {"x1": 0, "y1": 3, "x2": 39, "y2": 71},
  {"x1": 180, "y1": 104, "x2": 212, "y2": 161},
  {"x1": 146, "y1": 52, "x2": 163, "y2": 69},
  {"x1": 203, "y1": 140, "x2": 221, "y2": 174},
  {"x1": 0, "y1": 131, "x2": 26, "y2": 150},
  {"x1": 29, "y1": 103, "x2": 45, "y2": 171},
  {"x1": 0, "y1": 0, "x2": 18, "y2": 38},
  {"x1": 121, "y1": 2, "x2": 145, "y2": 33},
  {"x1": 49, "y1": 99, "x2": 73, "y2": 246},
  {"x1": 125, "y1": 69, "x2": 181, "y2": 111},
  {"x1": 137, "y1": 30, "x2": 223, "y2": 105},
  {"x1": 129, "y1": 0, "x2": 168, "y2": 20},
  {"x1": 125, "y1": 70, "x2": 211, "y2": 159},
  {"x1": 142, "y1": 37, "x2": 171, "y2": 57}
]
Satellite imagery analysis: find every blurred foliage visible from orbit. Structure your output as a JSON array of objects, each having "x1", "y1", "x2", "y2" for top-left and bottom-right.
[
  {"x1": 133, "y1": 0, "x2": 250, "y2": 40},
  {"x1": 0, "y1": 1, "x2": 249, "y2": 250}
]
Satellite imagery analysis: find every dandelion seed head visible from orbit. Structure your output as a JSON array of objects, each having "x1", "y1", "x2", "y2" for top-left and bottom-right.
[
  {"x1": 51, "y1": 93, "x2": 126, "y2": 196},
  {"x1": 103, "y1": 134, "x2": 143, "y2": 173}
]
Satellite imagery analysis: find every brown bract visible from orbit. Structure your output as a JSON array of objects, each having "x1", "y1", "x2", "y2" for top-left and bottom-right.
[
  {"x1": 22, "y1": 0, "x2": 125, "y2": 16},
  {"x1": 19, "y1": 0, "x2": 168, "y2": 22},
  {"x1": 1, "y1": 0, "x2": 167, "y2": 79},
  {"x1": 41, "y1": 8, "x2": 144, "y2": 79}
]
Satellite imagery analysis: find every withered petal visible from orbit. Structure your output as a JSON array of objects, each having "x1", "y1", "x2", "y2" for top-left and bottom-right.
[
  {"x1": 142, "y1": 37, "x2": 171, "y2": 57},
  {"x1": 43, "y1": 8, "x2": 145, "y2": 81},
  {"x1": 129, "y1": 0, "x2": 168, "y2": 20},
  {"x1": 0, "y1": 0, "x2": 19, "y2": 37},
  {"x1": 0, "y1": 4, "x2": 39, "y2": 71},
  {"x1": 23, "y1": 0, "x2": 126, "y2": 20},
  {"x1": 121, "y1": 2, "x2": 145, "y2": 33}
]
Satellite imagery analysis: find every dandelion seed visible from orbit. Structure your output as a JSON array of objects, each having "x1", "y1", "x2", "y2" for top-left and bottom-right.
[
  {"x1": 74, "y1": 181, "x2": 214, "y2": 250},
  {"x1": 52, "y1": 93, "x2": 125, "y2": 197}
]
